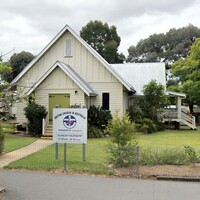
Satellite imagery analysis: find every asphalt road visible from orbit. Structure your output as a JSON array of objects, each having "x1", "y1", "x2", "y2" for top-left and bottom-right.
[{"x1": 0, "y1": 170, "x2": 200, "y2": 200}]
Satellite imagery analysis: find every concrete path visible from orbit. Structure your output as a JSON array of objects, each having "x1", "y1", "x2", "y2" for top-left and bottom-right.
[
  {"x1": 0, "y1": 139, "x2": 52, "y2": 168},
  {"x1": 0, "y1": 170, "x2": 200, "y2": 200}
]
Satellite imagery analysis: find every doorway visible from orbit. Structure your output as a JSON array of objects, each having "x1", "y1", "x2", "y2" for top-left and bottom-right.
[{"x1": 49, "y1": 94, "x2": 70, "y2": 121}]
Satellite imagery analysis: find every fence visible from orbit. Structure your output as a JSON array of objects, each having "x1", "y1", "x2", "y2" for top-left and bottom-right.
[{"x1": 1, "y1": 141, "x2": 200, "y2": 178}]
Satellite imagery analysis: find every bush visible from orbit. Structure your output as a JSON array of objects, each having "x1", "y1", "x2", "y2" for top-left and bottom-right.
[
  {"x1": 88, "y1": 124, "x2": 103, "y2": 138},
  {"x1": 134, "y1": 118, "x2": 166, "y2": 134},
  {"x1": 140, "y1": 147, "x2": 187, "y2": 165},
  {"x1": 184, "y1": 146, "x2": 199, "y2": 166},
  {"x1": 134, "y1": 118, "x2": 157, "y2": 134},
  {"x1": 0, "y1": 123, "x2": 4, "y2": 154},
  {"x1": 127, "y1": 80, "x2": 168, "y2": 134},
  {"x1": 24, "y1": 103, "x2": 48, "y2": 136},
  {"x1": 88, "y1": 105, "x2": 112, "y2": 131},
  {"x1": 107, "y1": 112, "x2": 138, "y2": 167}
]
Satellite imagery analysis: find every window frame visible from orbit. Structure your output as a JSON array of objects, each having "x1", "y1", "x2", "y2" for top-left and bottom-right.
[
  {"x1": 102, "y1": 92, "x2": 110, "y2": 110},
  {"x1": 65, "y1": 38, "x2": 73, "y2": 57}
]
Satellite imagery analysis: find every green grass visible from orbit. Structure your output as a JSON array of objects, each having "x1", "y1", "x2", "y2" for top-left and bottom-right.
[
  {"x1": 5, "y1": 126, "x2": 200, "y2": 173},
  {"x1": 4, "y1": 134, "x2": 37, "y2": 153},
  {"x1": 138, "y1": 127, "x2": 200, "y2": 148},
  {"x1": 6, "y1": 142, "x2": 113, "y2": 175},
  {"x1": 1, "y1": 122, "x2": 37, "y2": 153},
  {"x1": 2, "y1": 122, "x2": 16, "y2": 134}
]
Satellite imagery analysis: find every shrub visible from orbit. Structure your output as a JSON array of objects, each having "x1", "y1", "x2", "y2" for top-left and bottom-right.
[
  {"x1": 134, "y1": 118, "x2": 157, "y2": 134},
  {"x1": 0, "y1": 123, "x2": 4, "y2": 154},
  {"x1": 134, "y1": 118, "x2": 166, "y2": 134},
  {"x1": 184, "y1": 146, "x2": 199, "y2": 166},
  {"x1": 24, "y1": 103, "x2": 48, "y2": 136},
  {"x1": 127, "y1": 80, "x2": 168, "y2": 134},
  {"x1": 88, "y1": 124, "x2": 103, "y2": 138},
  {"x1": 88, "y1": 105, "x2": 112, "y2": 131},
  {"x1": 107, "y1": 112, "x2": 138, "y2": 167},
  {"x1": 140, "y1": 147, "x2": 187, "y2": 165}
]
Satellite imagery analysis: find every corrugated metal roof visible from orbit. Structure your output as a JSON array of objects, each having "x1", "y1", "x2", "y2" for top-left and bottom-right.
[{"x1": 112, "y1": 63, "x2": 166, "y2": 95}]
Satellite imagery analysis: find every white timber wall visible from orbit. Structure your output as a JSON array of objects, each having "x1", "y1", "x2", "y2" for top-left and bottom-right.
[{"x1": 16, "y1": 30, "x2": 127, "y2": 119}]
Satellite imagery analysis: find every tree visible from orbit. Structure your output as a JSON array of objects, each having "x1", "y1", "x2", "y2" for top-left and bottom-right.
[
  {"x1": 8, "y1": 51, "x2": 34, "y2": 79},
  {"x1": 127, "y1": 24, "x2": 200, "y2": 64},
  {"x1": 0, "y1": 56, "x2": 12, "y2": 89},
  {"x1": 171, "y1": 38, "x2": 200, "y2": 112},
  {"x1": 142, "y1": 80, "x2": 168, "y2": 121},
  {"x1": 128, "y1": 80, "x2": 168, "y2": 133},
  {"x1": 80, "y1": 20, "x2": 125, "y2": 63}
]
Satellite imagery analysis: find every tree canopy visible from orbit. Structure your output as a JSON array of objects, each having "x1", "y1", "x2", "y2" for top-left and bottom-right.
[
  {"x1": 127, "y1": 24, "x2": 200, "y2": 64},
  {"x1": 80, "y1": 20, "x2": 125, "y2": 63},
  {"x1": 0, "y1": 56, "x2": 12, "y2": 90},
  {"x1": 8, "y1": 51, "x2": 34, "y2": 80},
  {"x1": 170, "y1": 38, "x2": 200, "y2": 112}
]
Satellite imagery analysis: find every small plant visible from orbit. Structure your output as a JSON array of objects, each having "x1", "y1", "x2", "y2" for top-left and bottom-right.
[
  {"x1": 140, "y1": 147, "x2": 187, "y2": 165},
  {"x1": 88, "y1": 124, "x2": 103, "y2": 138},
  {"x1": 184, "y1": 146, "x2": 199, "y2": 166},
  {"x1": 24, "y1": 102, "x2": 48, "y2": 136},
  {"x1": 107, "y1": 112, "x2": 138, "y2": 167},
  {"x1": 88, "y1": 105, "x2": 112, "y2": 132}
]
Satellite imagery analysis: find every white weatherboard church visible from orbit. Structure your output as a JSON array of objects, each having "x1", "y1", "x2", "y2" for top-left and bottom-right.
[{"x1": 10, "y1": 25, "x2": 196, "y2": 136}]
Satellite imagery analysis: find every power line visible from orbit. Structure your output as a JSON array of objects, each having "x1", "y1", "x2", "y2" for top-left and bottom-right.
[{"x1": 1, "y1": 48, "x2": 15, "y2": 57}]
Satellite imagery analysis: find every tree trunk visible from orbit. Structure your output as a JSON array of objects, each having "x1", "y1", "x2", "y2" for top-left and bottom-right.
[{"x1": 188, "y1": 102, "x2": 194, "y2": 113}]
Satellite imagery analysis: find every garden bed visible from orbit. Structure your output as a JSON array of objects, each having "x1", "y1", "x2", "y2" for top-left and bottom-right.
[{"x1": 113, "y1": 163, "x2": 200, "y2": 179}]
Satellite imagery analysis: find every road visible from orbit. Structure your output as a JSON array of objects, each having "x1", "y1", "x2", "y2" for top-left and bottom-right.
[{"x1": 0, "y1": 170, "x2": 200, "y2": 200}]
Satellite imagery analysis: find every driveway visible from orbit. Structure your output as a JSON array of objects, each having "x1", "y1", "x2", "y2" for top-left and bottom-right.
[{"x1": 0, "y1": 170, "x2": 200, "y2": 200}]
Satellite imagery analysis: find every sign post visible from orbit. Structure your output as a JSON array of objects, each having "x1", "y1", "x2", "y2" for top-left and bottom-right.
[{"x1": 53, "y1": 108, "x2": 87, "y2": 170}]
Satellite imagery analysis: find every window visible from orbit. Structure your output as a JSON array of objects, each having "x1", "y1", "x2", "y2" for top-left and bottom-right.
[
  {"x1": 102, "y1": 93, "x2": 109, "y2": 110},
  {"x1": 65, "y1": 38, "x2": 72, "y2": 57}
]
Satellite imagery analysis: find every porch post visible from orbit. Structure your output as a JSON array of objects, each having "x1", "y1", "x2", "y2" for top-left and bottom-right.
[{"x1": 176, "y1": 96, "x2": 182, "y2": 120}]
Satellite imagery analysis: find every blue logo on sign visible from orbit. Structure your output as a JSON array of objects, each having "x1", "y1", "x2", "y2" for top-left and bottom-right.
[{"x1": 63, "y1": 115, "x2": 77, "y2": 129}]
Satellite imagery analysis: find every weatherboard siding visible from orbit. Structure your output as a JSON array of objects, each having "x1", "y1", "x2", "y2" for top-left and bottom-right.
[
  {"x1": 90, "y1": 82, "x2": 124, "y2": 115},
  {"x1": 16, "y1": 101, "x2": 27, "y2": 123},
  {"x1": 18, "y1": 31, "x2": 118, "y2": 95},
  {"x1": 35, "y1": 67, "x2": 86, "y2": 108},
  {"x1": 15, "y1": 29, "x2": 127, "y2": 122}
]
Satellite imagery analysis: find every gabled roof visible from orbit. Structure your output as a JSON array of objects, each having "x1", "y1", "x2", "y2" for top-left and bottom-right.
[
  {"x1": 112, "y1": 63, "x2": 166, "y2": 95},
  {"x1": 26, "y1": 61, "x2": 97, "y2": 96},
  {"x1": 10, "y1": 25, "x2": 134, "y2": 92}
]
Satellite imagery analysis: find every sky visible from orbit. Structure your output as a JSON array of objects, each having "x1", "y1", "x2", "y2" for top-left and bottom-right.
[{"x1": 1, "y1": 0, "x2": 200, "y2": 61}]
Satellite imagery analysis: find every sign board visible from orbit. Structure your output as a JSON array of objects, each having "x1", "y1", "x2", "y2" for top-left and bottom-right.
[{"x1": 53, "y1": 108, "x2": 87, "y2": 144}]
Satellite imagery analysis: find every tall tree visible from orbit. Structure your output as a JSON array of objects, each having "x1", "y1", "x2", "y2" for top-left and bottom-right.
[
  {"x1": 80, "y1": 20, "x2": 125, "y2": 63},
  {"x1": 127, "y1": 24, "x2": 200, "y2": 64},
  {"x1": 171, "y1": 38, "x2": 200, "y2": 112},
  {"x1": 8, "y1": 51, "x2": 34, "y2": 79}
]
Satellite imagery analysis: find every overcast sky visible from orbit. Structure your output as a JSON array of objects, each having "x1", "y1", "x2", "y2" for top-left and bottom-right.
[{"x1": 1, "y1": 0, "x2": 200, "y2": 61}]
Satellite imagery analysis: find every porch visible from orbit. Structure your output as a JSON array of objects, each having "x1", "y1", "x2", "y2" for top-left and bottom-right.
[{"x1": 163, "y1": 108, "x2": 196, "y2": 130}]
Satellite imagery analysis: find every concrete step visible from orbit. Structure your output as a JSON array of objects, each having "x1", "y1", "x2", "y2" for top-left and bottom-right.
[{"x1": 41, "y1": 134, "x2": 53, "y2": 140}]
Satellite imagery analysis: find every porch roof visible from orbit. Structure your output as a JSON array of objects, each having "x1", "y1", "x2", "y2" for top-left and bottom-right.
[
  {"x1": 26, "y1": 61, "x2": 97, "y2": 97},
  {"x1": 165, "y1": 91, "x2": 186, "y2": 98}
]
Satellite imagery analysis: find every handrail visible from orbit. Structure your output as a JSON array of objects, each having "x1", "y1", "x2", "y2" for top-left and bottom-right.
[
  {"x1": 181, "y1": 110, "x2": 196, "y2": 129},
  {"x1": 42, "y1": 115, "x2": 49, "y2": 135},
  {"x1": 181, "y1": 110, "x2": 193, "y2": 123}
]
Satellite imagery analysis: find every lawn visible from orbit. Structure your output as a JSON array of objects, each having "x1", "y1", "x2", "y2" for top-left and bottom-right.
[
  {"x1": 5, "y1": 126, "x2": 200, "y2": 174},
  {"x1": 1, "y1": 122, "x2": 37, "y2": 153},
  {"x1": 138, "y1": 127, "x2": 200, "y2": 148}
]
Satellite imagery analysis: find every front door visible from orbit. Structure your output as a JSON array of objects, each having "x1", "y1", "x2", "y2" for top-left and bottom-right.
[{"x1": 49, "y1": 94, "x2": 70, "y2": 121}]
